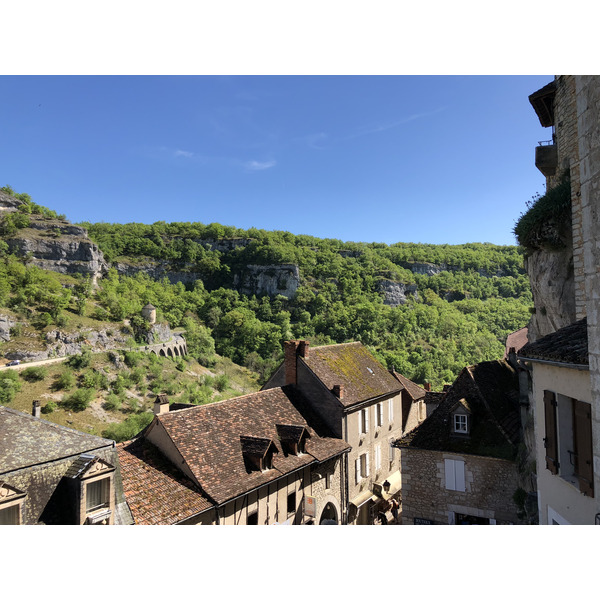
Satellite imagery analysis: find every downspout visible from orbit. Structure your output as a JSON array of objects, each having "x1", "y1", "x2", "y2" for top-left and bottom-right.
[{"x1": 343, "y1": 413, "x2": 349, "y2": 524}]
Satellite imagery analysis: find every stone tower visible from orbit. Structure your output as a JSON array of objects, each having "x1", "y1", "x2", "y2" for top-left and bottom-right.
[{"x1": 141, "y1": 303, "x2": 156, "y2": 325}]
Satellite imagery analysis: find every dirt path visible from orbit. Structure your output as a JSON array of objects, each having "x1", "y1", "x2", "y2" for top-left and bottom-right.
[{"x1": 2, "y1": 356, "x2": 69, "y2": 370}]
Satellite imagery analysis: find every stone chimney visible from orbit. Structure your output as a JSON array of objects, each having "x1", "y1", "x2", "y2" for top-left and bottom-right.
[
  {"x1": 332, "y1": 384, "x2": 344, "y2": 400},
  {"x1": 298, "y1": 340, "x2": 310, "y2": 358},
  {"x1": 153, "y1": 393, "x2": 170, "y2": 415},
  {"x1": 424, "y1": 382, "x2": 431, "y2": 392},
  {"x1": 32, "y1": 400, "x2": 41, "y2": 418},
  {"x1": 284, "y1": 341, "x2": 300, "y2": 385}
]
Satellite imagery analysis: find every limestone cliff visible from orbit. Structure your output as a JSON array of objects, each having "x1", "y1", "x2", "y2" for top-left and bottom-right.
[
  {"x1": 233, "y1": 264, "x2": 300, "y2": 299},
  {"x1": 0, "y1": 191, "x2": 108, "y2": 283},
  {"x1": 376, "y1": 279, "x2": 418, "y2": 307}
]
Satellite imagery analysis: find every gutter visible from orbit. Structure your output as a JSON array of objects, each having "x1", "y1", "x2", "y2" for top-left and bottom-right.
[{"x1": 516, "y1": 355, "x2": 589, "y2": 371}]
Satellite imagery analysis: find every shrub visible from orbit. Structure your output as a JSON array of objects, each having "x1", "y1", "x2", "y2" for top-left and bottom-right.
[
  {"x1": 102, "y1": 412, "x2": 154, "y2": 442},
  {"x1": 20, "y1": 366, "x2": 47, "y2": 382},
  {"x1": 81, "y1": 370, "x2": 109, "y2": 390},
  {"x1": 67, "y1": 346, "x2": 92, "y2": 369},
  {"x1": 41, "y1": 401, "x2": 57, "y2": 414},
  {"x1": 53, "y1": 370, "x2": 75, "y2": 391},
  {"x1": 62, "y1": 387, "x2": 95, "y2": 412},
  {"x1": 103, "y1": 392, "x2": 123, "y2": 411},
  {"x1": 213, "y1": 374, "x2": 229, "y2": 392},
  {"x1": 0, "y1": 371, "x2": 22, "y2": 403}
]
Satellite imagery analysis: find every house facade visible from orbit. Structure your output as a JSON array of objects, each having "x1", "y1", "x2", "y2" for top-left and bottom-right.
[
  {"x1": 264, "y1": 340, "x2": 407, "y2": 524},
  {"x1": 0, "y1": 404, "x2": 131, "y2": 525},
  {"x1": 118, "y1": 386, "x2": 350, "y2": 525},
  {"x1": 395, "y1": 360, "x2": 525, "y2": 525}
]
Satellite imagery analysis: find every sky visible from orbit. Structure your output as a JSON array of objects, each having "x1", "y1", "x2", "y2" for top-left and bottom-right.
[{"x1": 0, "y1": 75, "x2": 554, "y2": 247}]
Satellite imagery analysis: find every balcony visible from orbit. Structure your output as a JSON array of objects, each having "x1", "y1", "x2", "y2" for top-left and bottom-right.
[{"x1": 535, "y1": 141, "x2": 558, "y2": 177}]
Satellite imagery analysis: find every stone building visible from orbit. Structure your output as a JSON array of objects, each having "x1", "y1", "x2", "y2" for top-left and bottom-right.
[
  {"x1": 117, "y1": 387, "x2": 350, "y2": 525},
  {"x1": 517, "y1": 76, "x2": 600, "y2": 524},
  {"x1": 264, "y1": 340, "x2": 408, "y2": 524},
  {"x1": 0, "y1": 405, "x2": 132, "y2": 525},
  {"x1": 395, "y1": 360, "x2": 525, "y2": 525}
]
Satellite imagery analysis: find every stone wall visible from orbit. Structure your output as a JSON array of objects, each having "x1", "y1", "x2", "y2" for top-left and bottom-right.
[
  {"x1": 399, "y1": 448, "x2": 522, "y2": 524},
  {"x1": 576, "y1": 75, "x2": 600, "y2": 520}
]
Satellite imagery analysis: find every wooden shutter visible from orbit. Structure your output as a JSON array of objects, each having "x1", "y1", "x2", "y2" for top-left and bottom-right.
[
  {"x1": 573, "y1": 399, "x2": 594, "y2": 497},
  {"x1": 375, "y1": 445, "x2": 381, "y2": 471},
  {"x1": 445, "y1": 459, "x2": 456, "y2": 490},
  {"x1": 355, "y1": 457, "x2": 361, "y2": 483},
  {"x1": 389, "y1": 398, "x2": 394, "y2": 422},
  {"x1": 365, "y1": 408, "x2": 369, "y2": 433},
  {"x1": 543, "y1": 390, "x2": 559, "y2": 474},
  {"x1": 389, "y1": 441, "x2": 395, "y2": 463},
  {"x1": 365, "y1": 453, "x2": 370, "y2": 477},
  {"x1": 455, "y1": 460, "x2": 465, "y2": 492}
]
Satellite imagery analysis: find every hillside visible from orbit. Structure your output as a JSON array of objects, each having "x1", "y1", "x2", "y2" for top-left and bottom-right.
[{"x1": 1, "y1": 186, "x2": 532, "y2": 400}]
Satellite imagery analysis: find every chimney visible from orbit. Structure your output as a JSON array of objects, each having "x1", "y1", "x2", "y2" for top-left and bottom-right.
[
  {"x1": 153, "y1": 393, "x2": 170, "y2": 415},
  {"x1": 32, "y1": 400, "x2": 41, "y2": 418},
  {"x1": 424, "y1": 382, "x2": 431, "y2": 392},
  {"x1": 298, "y1": 340, "x2": 310, "y2": 358},
  {"x1": 332, "y1": 384, "x2": 344, "y2": 400},
  {"x1": 284, "y1": 341, "x2": 300, "y2": 385}
]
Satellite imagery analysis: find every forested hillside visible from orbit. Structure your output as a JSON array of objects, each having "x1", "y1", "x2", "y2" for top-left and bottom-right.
[
  {"x1": 81, "y1": 221, "x2": 531, "y2": 388},
  {"x1": 0, "y1": 186, "x2": 532, "y2": 393}
]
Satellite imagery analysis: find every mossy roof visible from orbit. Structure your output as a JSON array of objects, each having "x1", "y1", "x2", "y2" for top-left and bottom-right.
[{"x1": 302, "y1": 342, "x2": 402, "y2": 408}]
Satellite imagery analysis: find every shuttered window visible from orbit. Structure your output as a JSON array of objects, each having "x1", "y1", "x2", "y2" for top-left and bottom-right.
[
  {"x1": 375, "y1": 445, "x2": 381, "y2": 471},
  {"x1": 359, "y1": 408, "x2": 369, "y2": 435},
  {"x1": 389, "y1": 441, "x2": 395, "y2": 463},
  {"x1": 573, "y1": 399, "x2": 594, "y2": 497},
  {"x1": 355, "y1": 458, "x2": 361, "y2": 483},
  {"x1": 389, "y1": 399, "x2": 394, "y2": 423},
  {"x1": 376, "y1": 403, "x2": 383, "y2": 427},
  {"x1": 543, "y1": 390, "x2": 559, "y2": 475},
  {"x1": 445, "y1": 459, "x2": 465, "y2": 492}
]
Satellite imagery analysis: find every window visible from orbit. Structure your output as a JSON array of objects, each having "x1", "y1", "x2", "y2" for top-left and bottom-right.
[
  {"x1": 388, "y1": 399, "x2": 394, "y2": 423},
  {"x1": 445, "y1": 459, "x2": 465, "y2": 492},
  {"x1": 544, "y1": 390, "x2": 594, "y2": 496},
  {"x1": 453, "y1": 414, "x2": 468, "y2": 434},
  {"x1": 325, "y1": 472, "x2": 331, "y2": 490},
  {"x1": 86, "y1": 478, "x2": 110, "y2": 512},
  {"x1": 375, "y1": 444, "x2": 381, "y2": 471},
  {"x1": 359, "y1": 408, "x2": 369, "y2": 435},
  {"x1": 0, "y1": 504, "x2": 19, "y2": 525},
  {"x1": 287, "y1": 491, "x2": 296, "y2": 514},
  {"x1": 247, "y1": 511, "x2": 258, "y2": 525},
  {"x1": 389, "y1": 441, "x2": 395, "y2": 464},
  {"x1": 376, "y1": 403, "x2": 383, "y2": 428},
  {"x1": 355, "y1": 453, "x2": 370, "y2": 483}
]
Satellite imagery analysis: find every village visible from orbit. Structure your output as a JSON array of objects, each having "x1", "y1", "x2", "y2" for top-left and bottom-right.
[{"x1": 2, "y1": 75, "x2": 600, "y2": 527}]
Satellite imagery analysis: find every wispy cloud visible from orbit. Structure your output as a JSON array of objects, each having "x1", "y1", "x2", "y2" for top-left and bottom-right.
[
  {"x1": 174, "y1": 149, "x2": 194, "y2": 158},
  {"x1": 244, "y1": 159, "x2": 277, "y2": 172},
  {"x1": 343, "y1": 108, "x2": 446, "y2": 141}
]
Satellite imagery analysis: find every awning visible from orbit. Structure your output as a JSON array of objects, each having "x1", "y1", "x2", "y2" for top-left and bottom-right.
[{"x1": 349, "y1": 489, "x2": 376, "y2": 509}]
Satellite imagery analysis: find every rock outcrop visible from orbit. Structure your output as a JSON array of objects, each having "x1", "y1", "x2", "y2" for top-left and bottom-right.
[
  {"x1": 114, "y1": 260, "x2": 201, "y2": 286},
  {"x1": 233, "y1": 264, "x2": 300, "y2": 299},
  {"x1": 0, "y1": 192, "x2": 108, "y2": 283},
  {"x1": 0, "y1": 314, "x2": 16, "y2": 342},
  {"x1": 376, "y1": 280, "x2": 418, "y2": 307}
]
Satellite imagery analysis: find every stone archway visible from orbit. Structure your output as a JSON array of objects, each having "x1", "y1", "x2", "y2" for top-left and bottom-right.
[
  {"x1": 173, "y1": 346, "x2": 180, "y2": 357},
  {"x1": 319, "y1": 502, "x2": 338, "y2": 524},
  {"x1": 167, "y1": 347, "x2": 174, "y2": 358},
  {"x1": 159, "y1": 349, "x2": 166, "y2": 357}
]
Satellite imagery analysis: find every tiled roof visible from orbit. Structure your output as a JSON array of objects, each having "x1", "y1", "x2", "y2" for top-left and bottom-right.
[
  {"x1": 390, "y1": 370, "x2": 426, "y2": 401},
  {"x1": 397, "y1": 360, "x2": 521, "y2": 460},
  {"x1": 0, "y1": 406, "x2": 114, "y2": 474},
  {"x1": 117, "y1": 437, "x2": 213, "y2": 525},
  {"x1": 153, "y1": 386, "x2": 350, "y2": 505},
  {"x1": 301, "y1": 342, "x2": 402, "y2": 408},
  {"x1": 518, "y1": 318, "x2": 588, "y2": 366},
  {"x1": 504, "y1": 327, "x2": 529, "y2": 358}
]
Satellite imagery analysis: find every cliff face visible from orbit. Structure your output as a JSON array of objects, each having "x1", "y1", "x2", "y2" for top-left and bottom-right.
[
  {"x1": 523, "y1": 228, "x2": 576, "y2": 342},
  {"x1": 376, "y1": 279, "x2": 418, "y2": 307},
  {"x1": 0, "y1": 192, "x2": 108, "y2": 283},
  {"x1": 233, "y1": 264, "x2": 300, "y2": 299}
]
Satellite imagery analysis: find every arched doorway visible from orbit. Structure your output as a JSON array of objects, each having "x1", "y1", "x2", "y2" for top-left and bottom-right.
[{"x1": 319, "y1": 502, "x2": 338, "y2": 524}]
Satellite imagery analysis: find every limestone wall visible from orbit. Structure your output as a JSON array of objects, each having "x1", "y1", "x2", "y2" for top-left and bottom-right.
[{"x1": 399, "y1": 448, "x2": 522, "y2": 525}]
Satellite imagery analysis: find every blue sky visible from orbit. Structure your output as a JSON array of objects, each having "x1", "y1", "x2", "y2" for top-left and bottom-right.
[{"x1": 0, "y1": 75, "x2": 553, "y2": 246}]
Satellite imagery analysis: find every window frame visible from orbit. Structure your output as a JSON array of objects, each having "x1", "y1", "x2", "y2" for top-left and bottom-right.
[{"x1": 453, "y1": 414, "x2": 468, "y2": 434}]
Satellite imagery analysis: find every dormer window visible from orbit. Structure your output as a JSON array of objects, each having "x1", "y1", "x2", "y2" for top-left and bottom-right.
[
  {"x1": 454, "y1": 414, "x2": 468, "y2": 434},
  {"x1": 240, "y1": 436, "x2": 278, "y2": 472},
  {"x1": 0, "y1": 481, "x2": 26, "y2": 526},
  {"x1": 276, "y1": 424, "x2": 310, "y2": 456},
  {"x1": 450, "y1": 399, "x2": 471, "y2": 436}
]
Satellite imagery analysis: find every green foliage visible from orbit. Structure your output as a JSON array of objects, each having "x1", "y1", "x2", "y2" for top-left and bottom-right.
[
  {"x1": 20, "y1": 366, "x2": 47, "y2": 382},
  {"x1": 101, "y1": 412, "x2": 154, "y2": 442},
  {"x1": 62, "y1": 387, "x2": 95, "y2": 411},
  {"x1": 41, "y1": 401, "x2": 57, "y2": 414},
  {"x1": 53, "y1": 369, "x2": 75, "y2": 391},
  {"x1": 103, "y1": 392, "x2": 123, "y2": 411},
  {"x1": 80, "y1": 369, "x2": 109, "y2": 390},
  {"x1": 0, "y1": 370, "x2": 22, "y2": 403},
  {"x1": 67, "y1": 346, "x2": 92, "y2": 369},
  {"x1": 514, "y1": 173, "x2": 571, "y2": 251}
]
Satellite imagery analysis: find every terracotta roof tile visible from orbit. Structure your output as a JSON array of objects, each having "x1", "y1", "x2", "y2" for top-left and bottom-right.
[
  {"x1": 117, "y1": 437, "x2": 213, "y2": 525},
  {"x1": 301, "y1": 342, "x2": 402, "y2": 408},
  {"x1": 154, "y1": 386, "x2": 350, "y2": 505}
]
